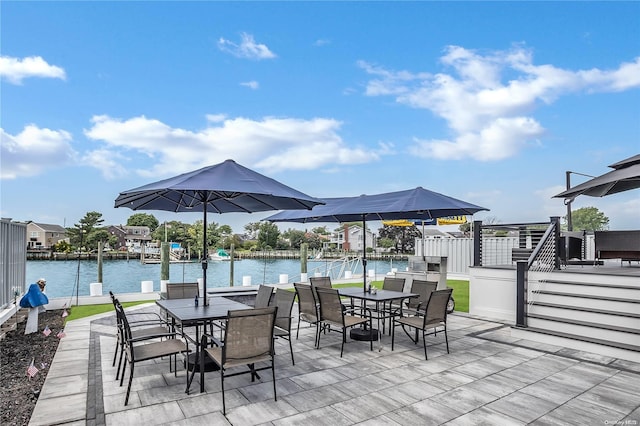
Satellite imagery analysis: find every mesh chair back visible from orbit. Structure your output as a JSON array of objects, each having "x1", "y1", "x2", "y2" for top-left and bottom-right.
[
  {"x1": 423, "y1": 288, "x2": 453, "y2": 325},
  {"x1": 271, "y1": 290, "x2": 295, "y2": 330},
  {"x1": 310, "y1": 276, "x2": 332, "y2": 288},
  {"x1": 254, "y1": 285, "x2": 274, "y2": 308},
  {"x1": 382, "y1": 277, "x2": 405, "y2": 292},
  {"x1": 223, "y1": 307, "x2": 277, "y2": 365},
  {"x1": 114, "y1": 301, "x2": 133, "y2": 345},
  {"x1": 315, "y1": 287, "x2": 344, "y2": 325},
  {"x1": 407, "y1": 280, "x2": 437, "y2": 310},
  {"x1": 166, "y1": 282, "x2": 199, "y2": 299},
  {"x1": 294, "y1": 283, "x2": 318, "y2": 322}
]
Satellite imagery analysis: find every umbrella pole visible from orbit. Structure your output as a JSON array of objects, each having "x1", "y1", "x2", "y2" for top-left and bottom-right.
[
  {"x1": 362, "y1": 215, "x2": 368, "y2": 292},
  {"x1": 202, "y1": 194, "x2": 209, "y2": 306}
]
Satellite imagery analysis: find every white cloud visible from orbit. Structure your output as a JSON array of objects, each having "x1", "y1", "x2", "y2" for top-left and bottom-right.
[
  {"x1": 0, "y1": 125, "x2": 76, "y2": 179},
  {"x1": 206, "y1": 114, "x2": 227, "y2": 123},
  {"x1": 409, "y1": 116, "x2": 544, "y2": 161},
  {"x1": 84, "y1": 114, "x2": 381, "y2": 177},
  {"x1": 240, "y1": 80, "x2": 259, "y2": 90},
  {"x1": 314, "y1": 39, "x2": 331, "y2": 47},
  {"x1": 360, "y1": 46, "x2": 640, "y2": 162},
  {"x1": 0, "y1": 56, "x2": 66, "y2": 85},
  {"x1": 82, "y1": 149, "x2": 128, "y2": 180},
  {"x1": 217, "y1": 33, "x2": 276, "y2": 60}
]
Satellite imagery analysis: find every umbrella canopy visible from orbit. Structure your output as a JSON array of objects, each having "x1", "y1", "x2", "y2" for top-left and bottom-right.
[
  {"x1": 554, "y1": 154, "x2": 640, "y2": 200},
  {"x1": 115, "y1": 159, "x2": 324, "y2": 304},
  {"x1": 265, "y1": 187, "x2": 488, "y2": 223},
  {"x1": 115, "y1": 159, "x2": 323, "y2": 213},
  {"x1": 265, "y1": 187, "x2": 488, "y2": 290}
]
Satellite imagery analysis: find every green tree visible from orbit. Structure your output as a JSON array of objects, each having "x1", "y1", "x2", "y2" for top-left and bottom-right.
[
  {"x1": 222, "y1": 233, "x2": 244, "y2": 250},
  {"x1": 86, "y1": 229, "x2": 116, "y2": 250},
  {"x1": 244, "y1": 222, "x2": 261, "y2": 239},
  {"x1": 281, "y1": 229, "x2": 307, "y2": 249},
  {"x1": 258, "y1": 222, "x2": 279, "y2": 249},
  {"x1": 187, "y1": 220, "x2": 226, "y2": 256},
  {"x1": 306, "y1": 233, "x2": 326, "y2": 250},
  {"x1": 127, "y1": 213, "x2": 159, "y2": 231},
  {"x1": 311, "y1": 226, "x2": 329, "y2": 235},
  {"x1": 67, "y1": 211, "x2": 106, "y2": 251},
  {"x1": 378, "y1": 237, "x2": 395, "y2": 251},
  {"x1": 151, "y1": 220, "x2": 190, "y2": 243},
  {"x1": 459, "y1": 222, "x2": 471, "y2": 234},
  {"x1": 377, "y1": 224, "x2": 421, "y2": 253},
  {"x1": 52, "y1": 240, "x2": 73, "y2": 253},
  {"x1": 568, "y1": 207, "x2": 609, "y2": 231}
]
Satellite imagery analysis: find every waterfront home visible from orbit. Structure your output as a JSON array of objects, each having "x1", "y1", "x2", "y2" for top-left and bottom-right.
[
  {"x1": 329, "y1": 224, "x2": 376, "y2": 253},
  {"x1": 26, "y1": 221, "x2": 67, "y2": 250},
  {"x1": 108, "y1": 225, "x2": 152, "y2": 251}
]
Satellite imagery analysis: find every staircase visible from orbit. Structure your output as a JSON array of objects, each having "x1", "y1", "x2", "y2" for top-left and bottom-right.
[{"x1": 512, "y1": 270, "x2": 640, "y2": 363}]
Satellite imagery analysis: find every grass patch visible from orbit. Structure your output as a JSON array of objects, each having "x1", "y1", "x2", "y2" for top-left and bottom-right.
[
  {"x1": 65, "y1": 278, "x2": 470, "y2": 322},
  {"x1": 446, "y1": 280, "x2": 469, "y2": 313},
  {"x1": 64, "y1": 300, "x2": 155, "y2": 323},
  {"x1": 368, "y1": 279, "x2": 469, "y2": 313}
]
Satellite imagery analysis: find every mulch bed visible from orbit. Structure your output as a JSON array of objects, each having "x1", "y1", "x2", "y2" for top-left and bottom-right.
[{"x1": 1, "y1": 309, "x2": 65, "y2": 426}]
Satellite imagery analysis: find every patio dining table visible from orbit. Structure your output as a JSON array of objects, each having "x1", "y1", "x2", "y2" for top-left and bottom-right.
[
  {"x1": 337, "y1": 287, "x2": 418, "y2": 343},
  {"x1": 156, "y1": 297, "x2": 253, "y2": 393}
]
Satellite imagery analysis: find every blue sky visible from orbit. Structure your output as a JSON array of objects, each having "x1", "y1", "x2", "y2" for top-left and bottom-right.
[{"x1": 2, "y1": 2, "x2": 639, "y2": 233}]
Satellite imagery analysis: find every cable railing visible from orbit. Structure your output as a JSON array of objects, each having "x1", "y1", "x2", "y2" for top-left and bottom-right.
[{"x1": 527, "y1": 220, "x2": 560, "y2": 307}]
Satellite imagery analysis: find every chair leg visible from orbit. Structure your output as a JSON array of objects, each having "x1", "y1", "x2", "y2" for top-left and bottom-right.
[
  {"x1": 288, "y1": 337, "x2": 295, "y2": 365},
  {"x1": 391, "y1": 320, "x2": 395, "y2": 351},
  {"x1": 112, "y1": 337, "x2": 120, "y2": 367},
  {"x1": 296, "y1": 317, "x2": 301, "y2": 339},
  {"x1": 119, "y1": 357, "x2": 127, "y2": 386},
  {"x1": 340, "y1": 328, "x2": 345, "y2": 358},
  {"x1": 221, "y1": 368, "x2": 226, "y2": 415},
  {"x1": 271, "y1": 359, "x2": 277, "y2": 401},
  {"x1": 199, "y1": 348, "x2": 205, "y2": 393},
  {"x1": 116, "y1": 346, "x2": 125, "y2": 380},
  {"x1": 444, "y1": 326, "x2": 449, "y2": 354},
  {"x1": 124, "y1": 362, "x2": 134, "y2": 406},
  {"x1": 423, "y1": 329, "x2": 428, "y2": 360},
  {"x1": 369, "y1": 319, "x2": 373, "y2": 352}
]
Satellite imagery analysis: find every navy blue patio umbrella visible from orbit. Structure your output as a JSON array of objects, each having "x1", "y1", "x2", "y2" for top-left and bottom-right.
[
  {"x1": 554, "y1": 154, "x2": 640, "y2": 200},
  {"x1": 115, "y1": 159, "x2": 324, "y2": 305},
  {"x1": 265, "y1": 186, "x2": 489, "y2": 290}
]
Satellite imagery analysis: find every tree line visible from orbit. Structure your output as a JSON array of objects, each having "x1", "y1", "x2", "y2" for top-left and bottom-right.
[{"x1": 52, "y1": 206, "x2": 609, "y2": 255}]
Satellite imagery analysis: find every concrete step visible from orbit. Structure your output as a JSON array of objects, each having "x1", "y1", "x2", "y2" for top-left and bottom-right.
[
  {"x1": 527, "y1": 314, "x2": 640, "y2": 347},
  {"x1": 529, "y1": 302, "x2": 640, "y2": 329},
  {"x1": 535, "y1": 271, "x2": 640, "y2": 287},
  {"x1": 534, "y1": 280, "x2": 640, "y2": 299},
  {"x1": 511, "y1": 326, "x2": 640, "y2": 363},
  {"x1": 531, "y1": 290, "x2": 639, "y2": 313}
]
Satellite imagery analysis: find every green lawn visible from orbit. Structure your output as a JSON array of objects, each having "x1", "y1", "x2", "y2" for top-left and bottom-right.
[
  {"x1": 65, "y1": 278, "x2": 470, "y2": 322},
  {"x1": 365, "y1": 279, "x2": 469, "y2": 313},
  {"x1": 64, "y1": 300, "x2": 155, "y2": 323}
]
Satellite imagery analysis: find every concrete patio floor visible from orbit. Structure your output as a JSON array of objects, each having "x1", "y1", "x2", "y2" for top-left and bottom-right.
[{"x1": 29, "y1": 303, "x2": 640, "y2": 426}]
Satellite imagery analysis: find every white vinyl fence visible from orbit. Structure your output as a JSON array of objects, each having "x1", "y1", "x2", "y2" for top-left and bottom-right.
[
  {"x1": 415, "y1": 235, "x2": 596, "y2": 275},
  {"x1": 1, "y1": 219, "x2": 27, "y2": 309}
]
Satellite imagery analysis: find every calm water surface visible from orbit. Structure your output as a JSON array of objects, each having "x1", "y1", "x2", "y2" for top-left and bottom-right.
[{"x1": 27, "y1": 258, "x2": 408, "y2": 299}]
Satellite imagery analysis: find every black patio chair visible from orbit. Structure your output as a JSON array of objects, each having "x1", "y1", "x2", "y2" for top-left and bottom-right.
[
  {"x1": 270, "y1": 289, "x2": 296, "y2": 365},
  {"x1": 392, "y1": 288, "x2": 452, "y2": 360},
  {"x1": 199, "y1": 307, "x2": 277, "y2": 415},
  {"x1": 115, "y1": 301, "x2": 188, "y2": 406}
]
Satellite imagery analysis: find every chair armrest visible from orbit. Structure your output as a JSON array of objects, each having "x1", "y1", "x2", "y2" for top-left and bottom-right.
[
  {"x1": 200, "y1": 332, "x2": 223, "y2": 349},
  {"x1": 127, "y1": 331, "x2": 179, "y2": 344}
]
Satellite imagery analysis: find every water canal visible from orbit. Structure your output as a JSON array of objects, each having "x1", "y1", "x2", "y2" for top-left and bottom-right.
[{"x1": 26, "y1": 258, "x2": 409, "y2": 299}]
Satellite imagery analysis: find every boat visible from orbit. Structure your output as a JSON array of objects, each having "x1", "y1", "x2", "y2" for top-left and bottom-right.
[{"x1": 209, "y1": 248, "x2": 231, "y2": 261}]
